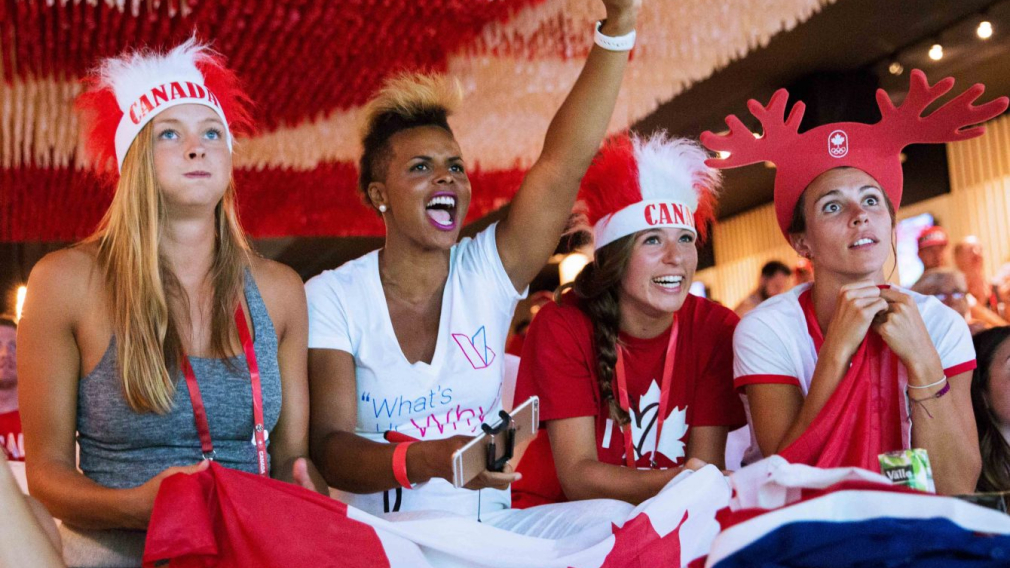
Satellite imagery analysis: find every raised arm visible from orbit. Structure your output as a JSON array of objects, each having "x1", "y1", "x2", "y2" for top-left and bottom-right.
[{"x1": 497, "y1": 0, "x2": 639, "y2": 292}]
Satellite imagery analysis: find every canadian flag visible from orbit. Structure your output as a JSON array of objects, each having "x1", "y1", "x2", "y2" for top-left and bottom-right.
[{"x1": 143, "y1": 462, "x2": 728, "y2": 568}]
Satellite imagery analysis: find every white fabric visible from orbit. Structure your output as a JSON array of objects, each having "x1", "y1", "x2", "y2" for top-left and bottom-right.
[
  {"x1": 346, "y1": 465, "x2": 729, "y2": 568},
  {"x1": 732, "y1": 283, "x2": 975, "y2": 461},
  {"x1": 306, "y1": 223, "x2": 527, "y2": 518},
  {"x1": 733, "y1": 283, "x2": 976, "y2": 393},
  {"x1": 593, "y1": 199, "x2": 696, "y2": 249}
]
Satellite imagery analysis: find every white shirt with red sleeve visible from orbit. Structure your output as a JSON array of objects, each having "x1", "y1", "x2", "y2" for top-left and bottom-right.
[
  {"x1": 733, "y1": 283, "x2": 976, "y2": 394},
  {"x1": 732, "y1": 283, "x2": 976, "y2": 462}
]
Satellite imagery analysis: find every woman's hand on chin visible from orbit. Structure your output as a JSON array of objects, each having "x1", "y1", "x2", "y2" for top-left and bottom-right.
[
  {"x1": 822, "y1": 283, "x2": 888, "y2": 363},
  {"x1": 874, "y1": 288, "x2": 943, "y2": 375}
]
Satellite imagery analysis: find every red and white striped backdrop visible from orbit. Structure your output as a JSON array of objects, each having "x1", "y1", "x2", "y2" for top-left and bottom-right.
[{"x1": 0, "y1": 0, "x2": 834, "y2": 241}]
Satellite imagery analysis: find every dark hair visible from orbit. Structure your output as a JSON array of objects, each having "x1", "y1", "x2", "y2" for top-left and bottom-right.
[
  {"x1": 972, "y1": 326, "x2": 1010, "y2": 492},
  {"x1": 0, "y1": 316, "x2": 15, "y2": 328},
  {"x1": 761, "y1": 261, "x2": 791, "y2": 279},
  {"x1": 571, "y1": 235, "x2": 638, "y2": 426},
  {"x1": 358, "y1": 110, "x2": 454, "y2": 206}
]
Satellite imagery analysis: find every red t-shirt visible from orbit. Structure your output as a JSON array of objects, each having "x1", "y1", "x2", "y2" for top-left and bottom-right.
[
  {"x1": 0, "y1": 410, "x2": 24, "y2": 461},
  {"x1": 512, "y1": 292, "x2": 744, "y2": 506}
]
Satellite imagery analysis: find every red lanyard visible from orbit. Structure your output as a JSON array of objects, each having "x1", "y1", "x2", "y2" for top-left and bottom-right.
[
  {"x1": 181, "y1": 304, "x2": 268, "y2": 477},
  {"x1": 615, "y1": 317, "x2": 679, "y2": 469}
]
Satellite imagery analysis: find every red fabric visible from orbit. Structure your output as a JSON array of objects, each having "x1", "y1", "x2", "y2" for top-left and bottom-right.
[
  {"x1": 1, "y1": 164, "x2": 525, "y2": 241},
  {"x1": 2, "y1": 1, "x2": 543, "y2": 130},
  {"x1": 701, "y1": 70, "x2": 1009, "y2": 236},
  {"x1": 0, "y1": 410, "x2": 23, "y2": 461},
  {"x1": 778, "y1": 289, "x2": 904, "y2": 472},
  {"x1": 511, "y1": 293, "x2": 744, "y2": 503},
  {"x1": 733, "y1": 374, "x2": 801, "y2": 391},
  {"x1": 143, "y1": 462, "x2": 387, "y2": 568},
  {"x1": 512, "y1": 429, "x2": 565, "y2": 508}
]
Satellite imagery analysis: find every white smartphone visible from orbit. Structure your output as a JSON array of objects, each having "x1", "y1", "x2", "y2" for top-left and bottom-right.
[{"x1": 451, "y1": 396, "x2": 539, "y2": 489}]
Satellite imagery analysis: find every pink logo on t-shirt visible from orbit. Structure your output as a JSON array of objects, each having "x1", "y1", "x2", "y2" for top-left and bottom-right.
[{"x1": 452, "y1": 326, "x2": 496, "y2": 370}]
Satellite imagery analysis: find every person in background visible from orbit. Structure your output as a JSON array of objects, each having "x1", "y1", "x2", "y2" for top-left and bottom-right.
[
  {"x1": 954, "y1": 236, "x2": 1007, "y2": 328},
  {"x1": 734, "y1": 260, "x2": 793, "y2": 317},
  {"x1": 506, "y1": 291, "x2": 555, "y2": 356},
  {"x1": 912, "y1": 268, "x2": 989, "y2": 335},
  {"x1": 916, "y1": 226, "x2": 949, "y2": 273},
  {"x1": 794, "y1": 257, "x2": 814, "y2": 285},
  {"x1": 970, "y1": 326, "x2": 1010, "y2": 492},
  {"x1": 0, "y1": 316, "x2": 22, "y2": 462}
]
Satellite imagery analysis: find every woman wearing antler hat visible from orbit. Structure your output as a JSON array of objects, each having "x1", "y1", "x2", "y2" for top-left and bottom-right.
[
  {"x1": 702, "y1": 70, "x2": 1008, "y2": 494},
  {"x1": 511, "y1": 133, "x2": 745, "y2": 505},
  {"x1": 306, "y1": 0, "x2": 640, "y2": 524},
  {"x1": 17, "y1": 39, "x2": 326, "y2": 563}
]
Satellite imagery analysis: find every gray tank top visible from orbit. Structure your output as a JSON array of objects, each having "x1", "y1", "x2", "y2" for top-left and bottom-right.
[{"x1": 77, "y1": 268, "x2": 282, "y2": 489}]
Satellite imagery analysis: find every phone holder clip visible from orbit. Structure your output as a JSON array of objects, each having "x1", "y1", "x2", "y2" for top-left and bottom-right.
[{"x1": 481, "y1": 410, "x2": 515, "y2": 473}]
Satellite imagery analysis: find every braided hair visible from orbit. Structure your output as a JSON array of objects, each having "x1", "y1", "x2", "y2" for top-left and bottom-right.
[{"x1": 571, "y1": 235, "x2": 637, "y2": 426}]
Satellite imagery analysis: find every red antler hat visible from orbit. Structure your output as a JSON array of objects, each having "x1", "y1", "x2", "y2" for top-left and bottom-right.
[
  {"x1": 700, "y1": 70, "x2": 1008, "y2": 238},
  {"x1": 581, "y1": 132, "x2": 720, "y2": 250},
  {"x1": 75, "y1": 37, "x2": 252, "y2": 173}
]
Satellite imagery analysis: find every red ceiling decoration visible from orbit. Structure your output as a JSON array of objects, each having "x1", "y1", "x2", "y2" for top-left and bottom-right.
[{"x1": 1, "y1": 0, "x2": 836, "y2": 242}]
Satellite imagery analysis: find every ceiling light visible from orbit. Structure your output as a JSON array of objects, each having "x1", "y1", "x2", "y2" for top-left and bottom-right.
[
  {"x1": 978, "y1": 21, "x2": 993, "y2": 40},
  {"x1": 888, "y1": 61, "x2": 904, "y2": 76},
  {"x1": 928, "y1": 43, "x2": 943, "y2": 61}
]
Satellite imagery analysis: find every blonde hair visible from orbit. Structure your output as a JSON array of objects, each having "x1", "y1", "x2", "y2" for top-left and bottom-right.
[
  {"x1": 86, "y1": 122, "x2": 251, "y2": 413},
  {"x1": 357, "y1": 73, "x2": 463, "y2": 207}
]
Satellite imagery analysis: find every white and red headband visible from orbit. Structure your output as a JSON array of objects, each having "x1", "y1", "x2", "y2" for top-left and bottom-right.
[
  {"x1": 580, "y1": 133, "x2": 720, "y2": 250},
  {"x1": 76, "y1": 38, "x2": 252, "y2": 173}
]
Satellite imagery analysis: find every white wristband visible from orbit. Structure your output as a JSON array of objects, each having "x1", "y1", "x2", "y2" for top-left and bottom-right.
[{"x1": 594, "y1": 20, "x2": 636, "y2": 51}]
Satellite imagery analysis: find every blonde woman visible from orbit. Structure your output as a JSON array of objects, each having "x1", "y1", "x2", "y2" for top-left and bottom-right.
[{"x1": 17, "y1": 40, "x2": 323, "y2": 565}]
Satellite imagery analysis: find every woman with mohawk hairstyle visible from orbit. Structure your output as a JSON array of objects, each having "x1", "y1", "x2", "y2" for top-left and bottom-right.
[
  {"x1": 701, "y1": 70, "x2": 1008, "y2": 494},
  {"x1": 511, "y1": 133, "x2": 745, "y2": 506},
  {"x1": 306, "y1": 0, "x2": 640, "y2": 523},
  {"x1": 17, "y1": 39, "x2": 326, "y2": 565}
]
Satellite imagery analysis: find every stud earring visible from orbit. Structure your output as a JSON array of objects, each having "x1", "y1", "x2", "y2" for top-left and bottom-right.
[{"x1": 378, "y1": 204, "x2": 387, "y2": 213}]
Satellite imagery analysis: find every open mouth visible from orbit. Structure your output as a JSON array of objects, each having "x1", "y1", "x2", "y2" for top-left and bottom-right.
[
  {"x1": 849, "y1": 237, "x2": 878, "y2": 249},
  {"x1": 425, "y1": 193, "x2": 457, "y2": 230},
  {"x1": 652, "y1": 275, "x2": 684, "y2": 290}
]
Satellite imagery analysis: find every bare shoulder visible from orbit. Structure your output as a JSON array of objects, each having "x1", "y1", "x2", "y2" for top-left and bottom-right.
[
  {"x1": 248, "y1": 255, "x2": 305, "y2": 298},
  {"x1": 27, "y1": 244, "x2": 103, "y2": 306},
  {"x1": 247, "y1": 255, "x2": 306, "y2": 337}
]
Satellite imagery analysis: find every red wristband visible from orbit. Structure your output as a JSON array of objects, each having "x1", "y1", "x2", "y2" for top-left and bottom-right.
[{"x1": 392, "y1": 442, "x2": 414, "y2": 489}]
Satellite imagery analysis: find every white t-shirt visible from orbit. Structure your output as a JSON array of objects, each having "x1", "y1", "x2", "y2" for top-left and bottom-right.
[
  {"x1": 306, "y1": 223, "x2": 526, "y2": 518},
  {"x1": 732, "y1": 283, "x2": 976, "y2": 460}
]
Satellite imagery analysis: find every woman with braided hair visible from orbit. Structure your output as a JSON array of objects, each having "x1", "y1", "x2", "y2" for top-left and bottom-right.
[{"x1": 512, "y1": 133, "x2": 745, "y2": 506}]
